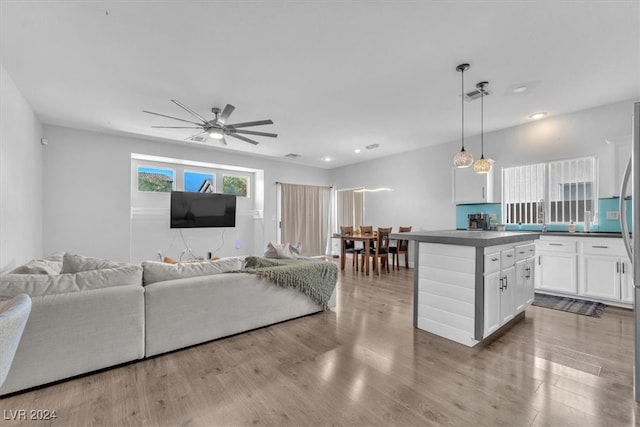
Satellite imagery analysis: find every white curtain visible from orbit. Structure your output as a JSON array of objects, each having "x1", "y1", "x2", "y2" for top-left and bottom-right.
[
  {"x1": 336, "y1": 189, "x2": 364, "y2": 229},
  {"x1": 280, "y1": 183, "x2": 331, "y2": 256}
]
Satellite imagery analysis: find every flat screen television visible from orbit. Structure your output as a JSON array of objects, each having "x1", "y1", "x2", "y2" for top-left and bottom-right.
[{"x1": 170, "y1": 191, "x2": 236, "y2": 228}]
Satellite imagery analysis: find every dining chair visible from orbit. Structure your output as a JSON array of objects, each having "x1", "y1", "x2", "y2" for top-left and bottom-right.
[
  {"x1": 389, "y1": 225, "x2": 412, "y2": 270},
  {"x1": 340, "y1": 226, "x2": 363, "y2": 271},
  {"x1": 372, "y1": 227, "x2": 392, "y2": 274},
  {"x1": 358, "y1": 225, "x2": 375, "y2": 271}
]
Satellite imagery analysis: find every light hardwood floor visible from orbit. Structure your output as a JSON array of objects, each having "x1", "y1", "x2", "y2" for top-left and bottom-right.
[{"x1": 2, "y1": 261, "x2": 639, "y2": 426}]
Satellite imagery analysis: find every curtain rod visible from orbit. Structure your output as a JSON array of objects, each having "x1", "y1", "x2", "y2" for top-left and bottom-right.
[{"x1": 275, "y1": 181, "x2": 333, "y2": 189}]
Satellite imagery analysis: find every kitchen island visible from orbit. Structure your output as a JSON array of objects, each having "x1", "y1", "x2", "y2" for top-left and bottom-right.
[{"x1": 390, "y1": 230, "x2": 539, "y2": 347}]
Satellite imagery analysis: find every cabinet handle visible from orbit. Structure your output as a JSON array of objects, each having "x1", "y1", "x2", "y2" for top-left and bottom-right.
[
  {"x1": 616, "y1": 261, "x2": 620, "y2": 273},
  {"x1": 622, "y1": 263, "x2": 626, "y2": 274},
  {"x1": 538, "y1": 256, "x2": 541, "y2": 265},
  {"x1": 525, "y1": 267, "x2": 531, "y2": 279},
  {"x1": 499, "y1": 277, "x2": 503, "y2": 291},
  {"x1": 482, "y1": 186, "x2": 485, "y2": 199},
  {"x1": 491, "y1": 257, "x2": 499, "y2": 262},
  {"x1": 519, "y1": 251, "x2": 526, "y2": 254},
  {"x1": 592, "y1": 245, "x2": 609, "y2": 249},
  {"x1": 549, "y1": 243, "x2": 563, "y2": 246},
  {"x1": 503, "y1": 276, "x2": 508, "y2": 290},
  {"x1": 506, "y1": 254, "x2": 513, "y2": 258}
]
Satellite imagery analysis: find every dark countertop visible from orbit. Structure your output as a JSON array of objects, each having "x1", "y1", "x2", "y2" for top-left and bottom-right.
[
  {"x1": 541, "y1": 231, "x2": 624, "y2": 238},
  {"x1": 391, "y1": 230, "x2": 540, "y2": 248}
]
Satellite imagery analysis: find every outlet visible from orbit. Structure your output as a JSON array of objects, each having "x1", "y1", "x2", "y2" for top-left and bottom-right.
[
  {"x1": 234, "y1": 239, "x2": 241, "y2": 249},
  {"x1": 489, "y1": 213, "x2": 497, "y2": 220},
  {"x1": 606, "y1": 211, "x2": 620, "y2": 220}
]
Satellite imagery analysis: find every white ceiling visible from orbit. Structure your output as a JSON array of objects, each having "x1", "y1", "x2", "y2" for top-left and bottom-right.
[{"x1": 1, "y1": 1, "x2": 639, "y2": 168}]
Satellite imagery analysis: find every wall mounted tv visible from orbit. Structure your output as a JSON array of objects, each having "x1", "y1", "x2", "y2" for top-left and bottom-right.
[{"x1": 170, "y1": 191, "x2": 236, "y2": 228}]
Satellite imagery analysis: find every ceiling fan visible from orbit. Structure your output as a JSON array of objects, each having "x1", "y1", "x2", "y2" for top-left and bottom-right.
[{"x1": 143, "y1": 100, "x2": 277, "y2": 146}]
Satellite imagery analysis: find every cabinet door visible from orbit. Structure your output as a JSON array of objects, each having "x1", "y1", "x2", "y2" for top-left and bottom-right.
[
  {"x1": 501, "y1": 266, "x2": 516, "y2": 324},
  {"x1": 524, "y1": 258, "x2": 535, "y2": 305},
  {"x1": 621, "y1": 259, "x2": 634, "y2": 303},
  {"x1": 579, "y1": 255, "x2": 620, "y2": 300},
  {"x1": 484, "y1": 271, "x2": 501, "y2": 337},
  {"x1": 536, "y1": 252, "x2": 577, "y2": 294},
  {"x1": 453, "y1": 166, "x2": 493, "y2": 204},
  {"x1": 515, "y1": 260, "x2": 527, "y2": 313}
]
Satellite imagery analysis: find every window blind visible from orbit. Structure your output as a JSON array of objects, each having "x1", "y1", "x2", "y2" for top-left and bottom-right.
[
  {"x1": 502, "y1": 163, "x2": 545, "y2": 224},
  {"x1": 548, "y1": 156, "x2": 597, "y2": 223}
]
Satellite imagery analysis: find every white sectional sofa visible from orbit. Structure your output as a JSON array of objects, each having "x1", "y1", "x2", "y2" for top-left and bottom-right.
[{"x1": 0, "y1": 253, "x2": 337, "y2": 395}]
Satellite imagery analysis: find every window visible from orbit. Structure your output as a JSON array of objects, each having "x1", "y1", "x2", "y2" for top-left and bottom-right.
[
  {"x1": 502, "y1": 156, "x2": 597, "y2": 224},
  {"x1": 223, "y1": 174, "x2": 249, "y2": 197},
  {"x1": 137, "y1": 166, "x2": 174, "y2": 192},
  {"x1": 184, "y1": 171, "x2": 215, "y2": 193}
]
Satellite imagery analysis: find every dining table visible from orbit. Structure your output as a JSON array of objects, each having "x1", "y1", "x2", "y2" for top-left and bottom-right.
[{"x1": 340, "y1": 232, "x2": 377, "y2": 275}]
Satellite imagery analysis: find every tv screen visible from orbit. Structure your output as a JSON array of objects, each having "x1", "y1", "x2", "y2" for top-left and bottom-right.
[{"x1": 170, "y1": 191, "x2": 236, "y2": 228}]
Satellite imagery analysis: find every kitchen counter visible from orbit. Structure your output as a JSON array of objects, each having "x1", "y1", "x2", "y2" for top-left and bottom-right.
[
  {"x1": 396, "y1": 229, "x2": 539, "y2": 347},
  {"x1": 391, "y1": 230, "x2": 540, "y2": 247}
]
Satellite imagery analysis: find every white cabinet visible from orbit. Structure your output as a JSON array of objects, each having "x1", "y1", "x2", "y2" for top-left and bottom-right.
[
  {"x1": 578, "y1": 238, "x2": 632, "y2": 306},
  {"x1": 535, "y1": 238, "x2": 577, "y2": 294},
  {"x1": 453, "y1": 165, "x2": 495, "y2": 204},
  {"x1": 330, "y1": 237, "x2": 341, "y2": 257},
  {"x1": 484, "y1": 246, "x2": 523, "y2": 338},
  {"x1": 515, "y1": 251, "x2": 535, "y2": 312}
]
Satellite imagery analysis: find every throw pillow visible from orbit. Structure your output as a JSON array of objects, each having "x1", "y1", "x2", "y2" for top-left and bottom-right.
[
  {"x1": 141, "y1": 256, "x2": 245, "y2": 285},
  {"x1": 61, "y1": 253, "x2": 125, "y2": 273},
  {"x1": 263, "y1": 242, "x2": 302, "y2": 259},
  {"x1": 0, "y1": 265, "x2": 143, "y2": 299},
  {"x1": 8, "y1": 259, "x2": 62, "y2": 275}
]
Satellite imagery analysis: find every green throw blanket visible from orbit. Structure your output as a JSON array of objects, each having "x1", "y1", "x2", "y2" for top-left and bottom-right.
[{"x1": 241, "y1": 256, "x2": 337, "y2": 309}]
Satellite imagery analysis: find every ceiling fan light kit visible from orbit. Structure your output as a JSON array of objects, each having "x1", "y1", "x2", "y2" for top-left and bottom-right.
[{"x1": 143, "y1": 100, "x2": 277, "y2": 146}]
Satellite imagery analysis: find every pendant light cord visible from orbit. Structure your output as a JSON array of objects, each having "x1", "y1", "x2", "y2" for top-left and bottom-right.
[
  {"x1": 461, "y1": 67, "x2": 465, "y2": 150},
  {"x1": 480, "y1": 86, "x2": 484, "y2": 158}
]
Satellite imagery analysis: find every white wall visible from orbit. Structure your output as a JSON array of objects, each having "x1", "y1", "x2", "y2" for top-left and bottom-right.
[
  {"x1": 42, "y1": 125, "x2": 330, "y2": 262},
  {"x1": 330, "y1": 98, "x2": 639, "y2": 233},
  {"x1": 0, "y1": 64, "x2": 43, "y2": 272}
]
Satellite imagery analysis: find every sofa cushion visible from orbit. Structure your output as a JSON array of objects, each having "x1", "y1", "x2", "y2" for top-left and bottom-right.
[
  {"x1": 61, "y1": 253, "x2": 126, "y2": 274},
  {"x1": 141, "y1": 257, "x2": 245, "y2": 285},
  {"x1": 7, "y1": 253, "x2": 65, "y2": 275},
  {"x1": 263, "y1": 242, "x2": 302, "y2": 259},
  {"x1": 0, "y1": 265, "x2": 143, "y2": 299}
]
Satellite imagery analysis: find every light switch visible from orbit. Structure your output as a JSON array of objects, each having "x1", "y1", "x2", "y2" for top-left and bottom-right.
[{"x1": 606, "y1": 211, "x2": 620, "y2": 220}]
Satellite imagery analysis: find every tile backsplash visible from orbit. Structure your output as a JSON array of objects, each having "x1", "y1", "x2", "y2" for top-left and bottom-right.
[{"x1": 455, "y1": 197, "x2": 632, "y2": 232}]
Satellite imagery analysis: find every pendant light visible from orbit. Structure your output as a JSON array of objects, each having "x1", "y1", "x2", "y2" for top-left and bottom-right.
[
  {"x1": 474, "y1": 81, "x2": 492, "y2": 174},
  {"x1": 453, "y1": 63, "x2": 473, "y2": 168}
]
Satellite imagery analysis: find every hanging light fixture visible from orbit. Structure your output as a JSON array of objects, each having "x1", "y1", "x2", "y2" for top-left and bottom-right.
[
  {"x1": 453, "y1": 63, "x2": 473, "y2": 168},
  {"x1": 474, "y1": 81, "x2": 492, "y2": 174}
]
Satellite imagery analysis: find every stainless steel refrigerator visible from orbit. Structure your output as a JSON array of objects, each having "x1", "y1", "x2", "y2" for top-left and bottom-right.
[{"x1": 619, "y1": 101, "x2": 640, "y2": 402}]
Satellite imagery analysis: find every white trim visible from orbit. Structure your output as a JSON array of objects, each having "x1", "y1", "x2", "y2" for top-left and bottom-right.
[{"x1": 132, "y1": 153, "x2": 259, "y2": 173}]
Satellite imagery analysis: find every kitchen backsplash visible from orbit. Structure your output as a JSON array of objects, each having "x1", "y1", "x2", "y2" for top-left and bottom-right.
[{"x1": 455, "y1": 197, "x2": 632, "y2": 232}]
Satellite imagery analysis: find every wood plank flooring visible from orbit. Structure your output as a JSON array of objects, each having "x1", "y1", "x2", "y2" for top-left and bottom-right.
[{"x1": 2, "y1": 261, "x2": 639, "y2": 426}]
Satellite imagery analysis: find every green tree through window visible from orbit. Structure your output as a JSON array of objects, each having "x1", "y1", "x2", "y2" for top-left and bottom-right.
[
  {"x1": 138, "y1": 167, "x2": 174, "y2": 192},
  {"x1": 223, "y1": 175, "x2": 248, "y2": 197}
]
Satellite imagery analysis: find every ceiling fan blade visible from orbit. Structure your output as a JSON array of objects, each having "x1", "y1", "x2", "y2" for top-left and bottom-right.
[
  {"x1": 151, "y1": 126, "x2": 203, "y2": 129},
  {"x1": 234, "y1": 129, "x2": 278, "y2": 138},
  {"x1": 218, "y1": 104, "x2": 235, "y2": 123},
  {"x1": 227, "y1": 119, "x2": 274, "y2": 129},
  {"x1": 143, "y1": 110, "x2": 203, "y2": 126},
  {"x1": 185, "y1": 131, "x2": 209, "y2": 142},
  {"x1": 228, "y1": 133, "x2": 259, "y2": 145},
  {"x1": 171, "y1": 100, "x2": 208, "y2": 123}
]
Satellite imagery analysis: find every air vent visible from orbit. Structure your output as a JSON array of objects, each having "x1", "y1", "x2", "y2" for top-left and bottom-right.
[
  {"x1": 285, "y1": 153, "x2": 301, "y2": 158},
  {"x1": 365, "y1": 143, "x2": 380, "y2": 150},
  {"x1": 190, "y1": 135, "x2": 208, "y2": 142},
  {"x1": 464, "y1": 87, "x2": 490, "y2": 101}
]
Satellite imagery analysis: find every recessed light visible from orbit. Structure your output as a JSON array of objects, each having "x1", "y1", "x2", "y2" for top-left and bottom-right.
[
  {"x1": 529, "y1": 112, "x2": 547, "y2": 120},
  {"x1": 354, "y1": 148, "x2": 361, "y2": 153},
  {"x1": 323, "y1": 156, "x2": 332, "y2": 162},
  {"x1": 513, "y1": 86, "x2": 527, "y2": 94}
]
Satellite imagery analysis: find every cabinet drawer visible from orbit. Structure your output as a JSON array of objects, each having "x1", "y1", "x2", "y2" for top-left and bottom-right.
[
  {"x1": 537, "y1": 239, "x2": 576, "y2": 253},
  {"x1": 578, "y1": 238, "x2": 626, "y2": 257},
  {"x1": 485, "y1": 252, "x2": 501, "y2": 274},
  {"x1": 501, "y1": 249, "x2": 516, "y2": 268},
  {"x1": 515, "y1": 244, "x2": 536, "y2": 261}
]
